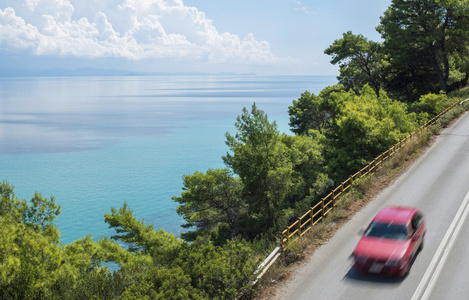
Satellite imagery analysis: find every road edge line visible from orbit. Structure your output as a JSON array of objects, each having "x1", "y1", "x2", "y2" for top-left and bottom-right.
[{"x1": 411, "y1": 189, "x2": 469, "y2": 300}]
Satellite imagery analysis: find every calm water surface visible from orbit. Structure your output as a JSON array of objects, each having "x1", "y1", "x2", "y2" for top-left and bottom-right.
[{"x1": 0, "y1": 75, "x2": 336, "y2": 244}]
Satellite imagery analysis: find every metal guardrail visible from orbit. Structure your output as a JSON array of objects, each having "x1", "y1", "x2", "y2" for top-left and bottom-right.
[
  {"x1": 253, "y1": 245, "x2": 282, "y2": 285},
  {"x1": 281, "y1": 99, "x2": 462, "y2": 250}
]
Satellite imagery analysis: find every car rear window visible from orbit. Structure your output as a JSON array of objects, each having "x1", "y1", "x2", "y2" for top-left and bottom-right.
[{"x1": 365, "y1": 222, "x2": 408, "y2": 240}]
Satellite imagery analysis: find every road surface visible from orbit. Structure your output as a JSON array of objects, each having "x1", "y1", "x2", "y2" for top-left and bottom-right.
[{"x1": 274, "y1": 111, "x2": 469, "y2": 300}]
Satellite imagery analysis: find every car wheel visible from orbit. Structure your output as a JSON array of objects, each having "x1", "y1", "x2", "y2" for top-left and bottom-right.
[{"x1": 418, "y1": 236, "x2": 425, "y2": 252}]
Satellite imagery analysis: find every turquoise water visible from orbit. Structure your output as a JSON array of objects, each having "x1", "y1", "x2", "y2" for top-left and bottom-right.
[{"x1": 0, "y1": 75, "x2": 337, "y2": 244}]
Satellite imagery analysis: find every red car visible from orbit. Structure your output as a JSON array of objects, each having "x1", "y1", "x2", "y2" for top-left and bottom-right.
[{"x1": 352, "y1": 206, "x2": 426, "y2": 277}]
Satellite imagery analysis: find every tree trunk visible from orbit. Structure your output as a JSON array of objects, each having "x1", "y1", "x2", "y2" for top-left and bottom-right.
[{"x1": 429, "y1": 43, "x2": 447, "y2": 92}]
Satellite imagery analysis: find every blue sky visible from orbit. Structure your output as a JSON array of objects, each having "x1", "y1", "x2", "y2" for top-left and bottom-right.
[{"x1": 0, "y1": 0, "x2": 392, "y2": 75}]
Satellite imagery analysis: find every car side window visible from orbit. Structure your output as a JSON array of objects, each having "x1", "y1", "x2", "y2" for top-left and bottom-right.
[{"x1": 411, "y1": 213, "x2": 423, "y2": 234}]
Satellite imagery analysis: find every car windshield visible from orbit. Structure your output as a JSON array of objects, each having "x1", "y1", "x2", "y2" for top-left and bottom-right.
[{"x1": 365, "y1": 222, "x2": 408, "y2": 240}]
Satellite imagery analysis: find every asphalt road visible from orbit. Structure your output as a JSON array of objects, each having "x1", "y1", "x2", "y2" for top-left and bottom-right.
[{"x1": 274, "y1": 110, "x2": 469, "y2": 300}]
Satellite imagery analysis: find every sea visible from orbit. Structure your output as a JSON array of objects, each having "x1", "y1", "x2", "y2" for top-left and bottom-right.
[{"x1": 0, "y1": 75, "x2": 337, "y2": 244}]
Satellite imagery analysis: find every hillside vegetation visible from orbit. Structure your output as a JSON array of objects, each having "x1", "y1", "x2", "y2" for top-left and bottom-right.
[{"x1": 2, "y1": 1, "x2": 469, "y2": 299}]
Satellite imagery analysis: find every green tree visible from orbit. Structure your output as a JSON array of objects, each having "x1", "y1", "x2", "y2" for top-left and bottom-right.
[
  {"x1": 104, "y1": 203, "x2": 183, "y2": 265},
  {"x1": 287, "y1": 84, "x2": 350, "y2": 137},
  {"x1": 0, "y1": 181, "x2": 62, "y2": 299},
  {"x1": 223, "y1": 103, "x2": 294, "y2": 237},
  {"x1": 0, "y1": 181, "x2": 262, "y2": 299},
  {"x1": 280, "y1": 133, "x2": 333, "y2": 213},
  {"x1": 378, "y1": 0, "x2": 469, "y2": 97},
  {"x1": 104, "y1": 204, "x2": 259, "y2": 299},
  {"x1": 0, "y1": 218, "x2": 62, "y2": 299},
  {"x1": 173, "y1": 168, "x2": 247, "y2": 244},
  {"x1": 288, "y1": 91, "x2": 329, "y2": 136},
  {"x1": 410, "y1": 91, "x2": 454, "y2": 124},
  {"x1": 324, "y1": 31, "x2": 387, "y2": 97},
  {"x1": 0, "y1": 180, "x2": 61, "y2": 241},
  {"x1": 0, "y1": 181, "x2": 129, "y2": 299},
  {"x1": 52, "y1": 267, "x2": 125, "y2": 300},
  {"x1": 178, "y1": 237, "x2": 257, "y2": 300},
  {"x1": 326, "y1": 85, "x2": 417, "y2": 177},
  {"x1": 114, "y1": 237, "x2": 257, "y2": 300},
  {"x1": 175, "y1": 104, "x2": 332, "y2": 242},
  {"x1": 118, "y1": 259, "x2": 200, "y2": 300}
]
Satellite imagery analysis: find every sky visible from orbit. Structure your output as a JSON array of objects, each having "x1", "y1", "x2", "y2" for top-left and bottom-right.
[{"x1": 0, "y1": 0, "x2": 392, "y2": 76}]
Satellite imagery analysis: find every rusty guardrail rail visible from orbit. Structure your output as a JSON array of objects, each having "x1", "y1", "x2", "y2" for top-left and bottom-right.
[{"x1": 281, "y1": 100, "x2": 462, "y2": 250}]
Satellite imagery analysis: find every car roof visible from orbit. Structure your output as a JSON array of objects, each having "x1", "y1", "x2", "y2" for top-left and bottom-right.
[{"x1": 372, "y1": 206, "x2": 418, "y2": 225}]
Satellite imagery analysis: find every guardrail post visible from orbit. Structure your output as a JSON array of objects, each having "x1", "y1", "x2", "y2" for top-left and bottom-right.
[
  {"x1": 310, "y1": 208, "x2": 314, "y2": 228},
  {"x1": 321, "y1": 198, "x2": 325, "y2": 218},
  {"x1": 298, "y1": 218, "x2": 302, "y2": 236}
]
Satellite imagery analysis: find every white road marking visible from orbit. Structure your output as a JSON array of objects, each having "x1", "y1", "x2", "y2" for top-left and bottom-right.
[{"x1": 412, "y1": 189, "x2": 469, "y2": 300}]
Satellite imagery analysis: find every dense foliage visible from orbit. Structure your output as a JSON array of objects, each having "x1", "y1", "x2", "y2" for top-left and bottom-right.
[
  {"x1": 174, "y1": 104, "x2": 331, "y2": 243},
  {"x1": 0, "y1": 182, "x2": 258, "y2": 299},
  {"x1": 325, "y1": 0, "x2": 469, "y2": 101},
  {"x1": 378, "y1": 0, "x2": 469, "y2": 98},
  {"x1": 2, "y1": 1, "x2": 469, "y2": 298},
  {"x1": 324, "y1": 31, "x2": 386, "y2": 97}
]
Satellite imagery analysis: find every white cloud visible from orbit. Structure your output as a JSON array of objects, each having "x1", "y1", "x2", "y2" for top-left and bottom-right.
[
  {"x1": 0, "y1": 0, "x2": 278, "y2": 64},
  {"x1": 293, "y1": 0, "x2": 315, "y2": 15},
  {"x1": 0, "y1": 8, "x2": 41, "y2": 50}
]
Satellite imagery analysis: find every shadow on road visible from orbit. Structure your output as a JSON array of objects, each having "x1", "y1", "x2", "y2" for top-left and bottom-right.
[{"x1": 344, "y1": 267, "x2": 405, "y2": 284}]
